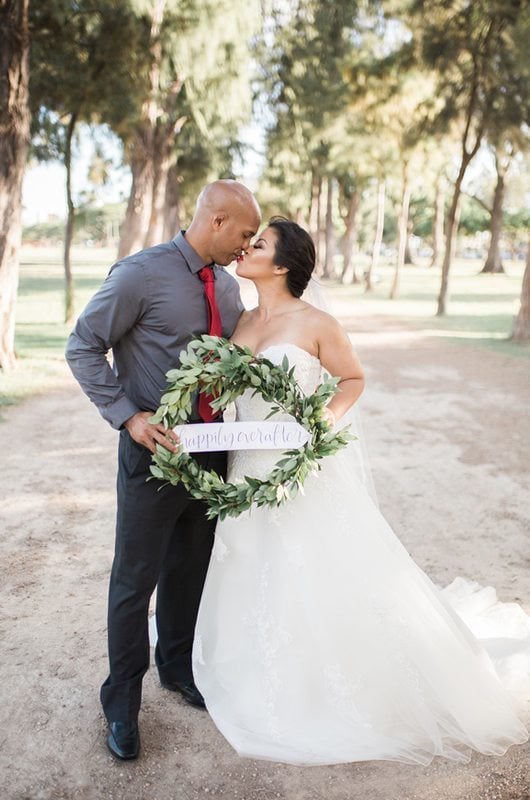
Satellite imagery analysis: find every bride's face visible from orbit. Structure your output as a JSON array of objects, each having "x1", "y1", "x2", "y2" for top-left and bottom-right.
[{"x1": 235, "y1": 227, "x2": 281, "y2": 281}]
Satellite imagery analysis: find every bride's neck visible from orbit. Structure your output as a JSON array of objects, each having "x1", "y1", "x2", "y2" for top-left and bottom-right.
[{"x1": 255, "y1": 285, "x2": 302, "y2": 321}]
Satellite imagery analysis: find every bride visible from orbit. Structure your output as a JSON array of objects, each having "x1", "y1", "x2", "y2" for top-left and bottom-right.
[{"x1": 192, "y1": 217, "x2": 529, "y2": 766}]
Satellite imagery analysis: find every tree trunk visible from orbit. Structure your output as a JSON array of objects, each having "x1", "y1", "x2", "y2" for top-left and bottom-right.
[
  {"x1": 365, "y1": 178, "x2": 385, "y2": 292},
  {"x1": 63, "y1": 111, "x2": 78, "y2": 324},
  {"x1": 162, "y1": 164, "x2": 182, "y2": 240},
  {"x1": 145, "y1": 110, "x2": 185, "y2": 245},
  {"x1": 437, "y1": 83, "x2": 484, "y2": 315},
  {"x1": 404, "y1": 220, "x2": 414, "y2": 265},
  {"x1": 430, "y1": 173, "x2": 445, "y2": 268},
  {"x1": 0, "y1": 0, "x2": 30, "y2": 372},
  {"x1": 309, "y1": 167, "x2": 319, "y2": 236},
  {"x1": 340, "y1": 189, "x2": 359, "y2": 285},
  {"x1": 390, "y1": 168, "x2": 411, "y2": 300},
  {"x1": 481, "y1": 169, "x2": 505, "y2": 274},
  {"x1": 117, "y1": 130, "x2": 155, "y2": 258},
  {"x1": 117, "y1": 0, "x2": 165, "y2": 258},
  {"x1": 436, "y1": 163, "x2": 470, "y2": 315},
  {"x1": 144, "y1": 131, "x2": 173, "y2": 247},
  {"x1": 511, "y1": 241, "x2": 530, "y2": 343},
  {"x1": 317, "y1": 175, "x2": 326, "y2": 276},
  {"x1": 309, "y1": 168, "x2": 322, "y2": 274},
  {"x1": 323, "y1": 176, "x2": 335, "y2": 279}
]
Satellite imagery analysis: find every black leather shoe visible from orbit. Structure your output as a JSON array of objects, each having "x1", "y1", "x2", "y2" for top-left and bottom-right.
[
  {"x1": 106, "y1": 721, "x2": 140, "y2": 760},
  {"x1": 160, "y1": 679, "x2": 206, "y2": 709}
]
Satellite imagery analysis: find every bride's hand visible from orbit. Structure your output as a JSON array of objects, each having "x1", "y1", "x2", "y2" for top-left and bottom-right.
[{"x1": 322, "y1": 407, "x2": 336, "y2": 428}]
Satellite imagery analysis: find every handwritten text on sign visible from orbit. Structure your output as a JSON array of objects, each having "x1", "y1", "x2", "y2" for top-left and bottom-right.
[{"x1": 173, "y1": 422, "x2": 310, "y2": 453}]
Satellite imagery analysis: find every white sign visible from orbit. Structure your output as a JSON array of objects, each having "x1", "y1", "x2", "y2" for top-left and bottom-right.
[{"x1": 173, "y1": 421, "x2": 310, "y2": 453}]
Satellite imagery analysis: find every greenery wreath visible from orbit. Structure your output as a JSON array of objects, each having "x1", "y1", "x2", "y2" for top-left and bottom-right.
[{"x1": 149, "y1": 335, "x2": 354, "y2": 520}]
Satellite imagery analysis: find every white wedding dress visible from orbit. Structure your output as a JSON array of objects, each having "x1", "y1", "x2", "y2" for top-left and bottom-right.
[{"x1": 192, "y1": 344, "x2": 530, "y2": 766}]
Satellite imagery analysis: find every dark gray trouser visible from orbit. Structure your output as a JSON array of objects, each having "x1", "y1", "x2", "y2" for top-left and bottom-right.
[{"x1": 100, "y1": 429, "x2": 226, "y2": 723}]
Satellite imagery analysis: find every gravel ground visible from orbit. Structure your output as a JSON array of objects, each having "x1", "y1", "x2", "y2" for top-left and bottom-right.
[{"x1": 0, "y1": 313, "x2": 528, "y2": 800}]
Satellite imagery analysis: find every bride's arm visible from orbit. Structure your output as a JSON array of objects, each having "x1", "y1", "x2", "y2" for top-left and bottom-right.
[{"x1": 316, "y1": 317, "x2": 364, "y2": 425}]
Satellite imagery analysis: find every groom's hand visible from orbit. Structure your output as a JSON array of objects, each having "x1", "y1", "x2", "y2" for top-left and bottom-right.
[{"x1": 124, "y1": 411, "x2": 180, "y2": 454}]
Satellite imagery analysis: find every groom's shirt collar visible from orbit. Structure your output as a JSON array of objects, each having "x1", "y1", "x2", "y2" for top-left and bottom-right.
[{"x1": 172, "y1": 230, "x2": 211, "y2": 274}]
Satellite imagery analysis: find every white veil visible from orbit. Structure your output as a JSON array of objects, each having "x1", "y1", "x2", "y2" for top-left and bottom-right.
[{"x1": 302, "y1": 278, "x2": 379, "y2": 507}]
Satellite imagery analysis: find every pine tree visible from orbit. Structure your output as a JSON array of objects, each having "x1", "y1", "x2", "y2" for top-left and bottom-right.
[
  {"x1": 30, "y1": 0, "x2": 142, "y2": 321},
  {"x1": 406, "y1": 0, "x2": 530, "y2": 314},
  {"x1": 116, "y1": 0, "x2": 259, "y2": 257},
  {"x1": 0, "y1": 0, "x2": 30, "y2": 371}
]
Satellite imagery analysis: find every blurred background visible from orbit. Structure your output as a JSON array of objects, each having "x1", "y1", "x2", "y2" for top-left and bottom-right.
[{"x1": 1, "y1": 0, "x2": 529, "y2": 408}]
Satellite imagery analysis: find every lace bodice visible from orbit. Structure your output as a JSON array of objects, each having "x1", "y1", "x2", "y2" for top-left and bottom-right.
[{"x1": 228, "y1": 344, "x2": 322, "y2": 481}]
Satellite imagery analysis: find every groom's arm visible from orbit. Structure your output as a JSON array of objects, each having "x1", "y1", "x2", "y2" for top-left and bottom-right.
[{"x1": 65, "y1": 260, "x2": 146, "y2": 430}]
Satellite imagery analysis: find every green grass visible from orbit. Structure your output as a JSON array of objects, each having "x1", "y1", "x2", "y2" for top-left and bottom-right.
[
  {"x1": 325, "y1": 255, "x2": 529, "y2": 359},
  {"x1": 0, "y1": 245, "x2": 528, "y2": 416},
  {"x1": 0, "y1": 245, "x2": 115, "y2": 412}
]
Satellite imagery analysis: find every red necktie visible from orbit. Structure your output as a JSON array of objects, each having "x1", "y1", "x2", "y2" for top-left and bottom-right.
[{"x1": 198, "y1": 266, "x2": 222, "y2": 422}]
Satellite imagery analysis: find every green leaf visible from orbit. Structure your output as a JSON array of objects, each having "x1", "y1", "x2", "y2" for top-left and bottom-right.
[{"x1": 147, "y1": 334, "x2": 353, "y2": 519}]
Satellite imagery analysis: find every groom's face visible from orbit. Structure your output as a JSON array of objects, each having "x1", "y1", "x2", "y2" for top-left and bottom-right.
[{"x1": 210, "y1": 204, "x2": 260, "y2": 266}]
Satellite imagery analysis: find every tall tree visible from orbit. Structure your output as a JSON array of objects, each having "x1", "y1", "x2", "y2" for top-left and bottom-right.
[
  {"x1": 30, "y1": 0, "x2": 140, "y2": 321},
  {"x1": 323, "y1": 176, "x2": 336, "y2": 278},
  {"x1": 509, "y1": 2, "x2": 530, "y2": 341},
  {"x1": 338, "y1": 175, "x2": 361, "y2": 284},
  {"x1": 0, "y1": 0, "x2": 30, "y2": 371},
  {"x1": 116, "y1": 0, "x2": 258, "y2": 258},
  {"x1": 430, "y1": 169, "x2": 446, "y2": 268},
  {"x1": 467, "y1": 147, "x2": 512, "y2": 275},
  {"x1": 511, "y1": 241, "x2": 530, "y2": 343},
  {"x1": 409, "y1": 0, "x2": 530, "y2": 314},
  {"x1": 326, "y1": 114, "x2": 378, "y2": 284},
  {"x1": 480, "y1": 136, "x2": 529, "y2": 274},
  {"x1": 356, "y1": 64, "x2": 437, "y2": 299},
  {"x1": 259, "y1": 0, "x2": 361, "y2": 268},
  {"x1": 366, "y1": 177, "x2": 386, "y2": 292},
  {"x1": 390, "y1": 159, "x2": 412, "y2": 299}
]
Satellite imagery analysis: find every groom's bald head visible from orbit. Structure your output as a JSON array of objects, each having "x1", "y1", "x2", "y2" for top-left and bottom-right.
[
  {"x1": 196, "y1": 180, "x2": 260, "y2": 218},
  {"x1": 186, "y1": 180, "x2": 261, "y2": 266}
]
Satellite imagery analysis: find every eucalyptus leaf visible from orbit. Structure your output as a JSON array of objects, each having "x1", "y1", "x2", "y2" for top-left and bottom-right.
[{"x1": 149, "y1": 336, "x2": 351, "y2": 519}]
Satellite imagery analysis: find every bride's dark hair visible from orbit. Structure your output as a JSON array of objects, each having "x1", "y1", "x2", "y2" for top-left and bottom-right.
[{"x1": 268, "y1": 217, "x2": 316, "y2": 298}]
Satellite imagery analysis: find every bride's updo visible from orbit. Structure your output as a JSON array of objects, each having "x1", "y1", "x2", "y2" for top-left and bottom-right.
[{"x1": 268, "y1": 217, "x2": 316, "y2": 298}]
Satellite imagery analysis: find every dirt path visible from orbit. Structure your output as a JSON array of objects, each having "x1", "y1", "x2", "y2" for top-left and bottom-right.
[{"x1": 0, "y1": 317, "x2": 529, "y2": 800}]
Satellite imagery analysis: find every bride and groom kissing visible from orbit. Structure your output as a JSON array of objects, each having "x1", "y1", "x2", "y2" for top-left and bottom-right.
[{"x1": 66, "y1": 180, "x2": 528, "y2": 765}]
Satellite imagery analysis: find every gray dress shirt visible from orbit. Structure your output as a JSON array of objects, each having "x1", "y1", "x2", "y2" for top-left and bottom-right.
[{"x1": 65, "y1": 231, "x2": 244, "y2": 429}]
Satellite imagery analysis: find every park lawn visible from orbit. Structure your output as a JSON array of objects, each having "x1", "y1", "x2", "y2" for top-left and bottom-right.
[
  {"x1": 0, "y1": 245, "x2": 116, "y2": 413},
  {"x1": 0, "y1": 244, "x2": 528, "y2": 415},
  {"x1": 326, "y1": 254, "x2": 529, "y2": 360}
]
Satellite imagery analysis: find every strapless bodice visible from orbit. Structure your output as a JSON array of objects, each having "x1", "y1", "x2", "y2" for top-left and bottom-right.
[{"x1": 228, "y1": 344, "x2": 322, "y2": 481}]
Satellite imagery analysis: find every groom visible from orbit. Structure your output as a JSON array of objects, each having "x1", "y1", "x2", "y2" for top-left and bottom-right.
[{"x1": 66, "y1": 180, "x2": 261, "y2": 760}]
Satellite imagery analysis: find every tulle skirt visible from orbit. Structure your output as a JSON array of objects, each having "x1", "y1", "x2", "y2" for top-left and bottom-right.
[{"x1": 192, "y1": 446, "x2": 530, "y2": 765}]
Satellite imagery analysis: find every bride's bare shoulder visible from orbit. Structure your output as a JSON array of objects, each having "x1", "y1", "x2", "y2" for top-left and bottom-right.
[
  {"x1": 302, "y1": 303, "x2": 353, "y2": 357},
  {"x1": 303, "y1": 303, "x2": 341, "y2": 332}
]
